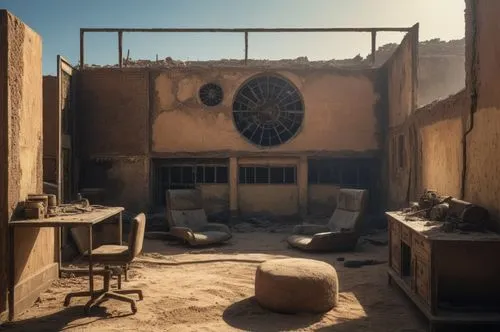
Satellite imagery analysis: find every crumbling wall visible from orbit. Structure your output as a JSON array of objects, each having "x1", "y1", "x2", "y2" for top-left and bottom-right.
[
  {"x1": 151, "y1": 67, "x2": 381, "y2": 155},
  {"x1": 374, "y1": 38, "x2": 465, "y2": 107},
  {"x1": 78, "y1": 65, "x2": 383, "y2": 213},
  {"x1": 463, "y1": 0, "x2": 500, "y2": 227},
  {"x1": 77, "y1": 69, "x2": 150, "y2": 211},
  {"x1": 0, "y1": 10, "x2": 56, "y2": 320},
  {"x1": 43, "y1": 76, "x2": 58, "y2": 183},
  {"x1": 384, "y1": 25, "x2": 418, "y2": 209},
  {"x1": 413, "y1": 90, "x2": 467, "y2": 199}
]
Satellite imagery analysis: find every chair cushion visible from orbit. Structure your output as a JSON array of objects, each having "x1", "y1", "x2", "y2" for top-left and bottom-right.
[
  {"x1": 288, "y1": 232, "x2": 359, "y2": 252},
  {"x1": 87, "y1": 245, "x2": 130, "y2": 263},
  {"x1": 287, "y1": 235, "x2": 313, "y2": 250},
  {"x1": 190, "y1": 231, "x2": 232, "y2": 246},
  {"x1": 336, "y1": 189, "x2": 367, "y2": 211},
  {"x1": 327, "y1": 209, "x2": 360, "y2": 231}
]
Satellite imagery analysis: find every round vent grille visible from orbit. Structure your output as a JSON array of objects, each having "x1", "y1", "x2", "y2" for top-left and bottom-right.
[
  {"x1": 232, "y1": 74, "x2": 304, "y2": 147},
  {"x1": 199, "y1": 83, "x2": 223, "y2": 107}
]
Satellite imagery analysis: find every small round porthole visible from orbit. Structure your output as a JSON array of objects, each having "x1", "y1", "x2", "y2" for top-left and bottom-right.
[{"x1": 199, "y1": 83, "x2": 224, "y2": 107}]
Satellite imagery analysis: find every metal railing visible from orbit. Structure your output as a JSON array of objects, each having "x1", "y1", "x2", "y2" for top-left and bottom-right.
[{"x1": 79, "y1": 26, "x2": 416, "y2": 68}]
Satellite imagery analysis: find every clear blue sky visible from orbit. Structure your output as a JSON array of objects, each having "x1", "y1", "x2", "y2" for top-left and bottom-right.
[{"x1": 1, "y1": 0, "x2": 465, "y2": 75}]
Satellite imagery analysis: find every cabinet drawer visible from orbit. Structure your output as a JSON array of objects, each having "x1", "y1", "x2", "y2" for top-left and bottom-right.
[
  {"x1": 412, "y1": 234, "x2": 430, "y2": 260},
  {"x1": 415, "y1": 258, "x2": 431, "y2": 305},
  {"x1": 401, "y1": 226, "x2": 411, "y2": 244},
  {"x1": 390, "y1": 219, "x2": 401, "y2": 236}
]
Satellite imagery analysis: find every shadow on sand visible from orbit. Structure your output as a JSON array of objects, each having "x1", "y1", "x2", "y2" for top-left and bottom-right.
[{"x1": 0, "y1": 305, "x2": 133, "y2": 332}]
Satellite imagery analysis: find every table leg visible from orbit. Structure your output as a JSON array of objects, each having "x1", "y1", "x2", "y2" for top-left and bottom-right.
[
  {"x1": 8, "y1": 226, "x2": 14, "y2": 321},
  {"x1": 57, "y1": 226, "x2": 62, "y2": 277},
  {"x1": 88, "y1": 225, "x2": 94, "y2": 297},
  {"x1": 118, "y1": 212, "x2": 123, "y2": 245}
]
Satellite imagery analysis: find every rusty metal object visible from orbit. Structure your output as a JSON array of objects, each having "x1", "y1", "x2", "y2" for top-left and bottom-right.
[
  {"x1": 24, "y1": 201, "x2": 44, "y2": 219},
  {"x1": 445, "y1": 198, "x2": 489, "y2": 231},
  {"x1": 27, "y1": 194, "x2": 49, "y2": 217},
  {"x1": 429, "y1": 203, "x2": 449, "y2": 221},
  {"x1": 47, "y1": 194, "x2": 57, "y2": 207}
]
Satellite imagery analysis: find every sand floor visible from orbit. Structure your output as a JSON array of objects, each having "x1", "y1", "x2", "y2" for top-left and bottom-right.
[{"x1": 1, "y1": 232, "x2": 429, "y2": 332}]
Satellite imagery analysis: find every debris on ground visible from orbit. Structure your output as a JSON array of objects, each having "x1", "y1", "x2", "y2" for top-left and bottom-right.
[{"x1": 343, "y1": 259, "x2": 387, "y2": 268}]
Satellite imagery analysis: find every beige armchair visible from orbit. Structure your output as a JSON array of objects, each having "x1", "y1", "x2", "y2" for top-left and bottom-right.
[
  {"x1": 166, "y1": 189, "x2": 232, "y2": 246},
  {"x1": 288, "y1": 188, "x2": 368, "y2": 252}
]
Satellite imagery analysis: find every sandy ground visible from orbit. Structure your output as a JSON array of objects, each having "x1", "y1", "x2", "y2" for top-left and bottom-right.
[{"x1": 1, "y1": 232, "x2": 429, "y2": 332}]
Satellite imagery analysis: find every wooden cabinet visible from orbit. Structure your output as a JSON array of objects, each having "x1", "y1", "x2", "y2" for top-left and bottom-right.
[
  {"x1": 389, "y1": 219, "x2": 401, "y2": 274},
  {"x1": 386, "y1": 212, "x2": 500, "y2": 330},
  {"x1": 414, "y1": 256, "x2": 430, "y2": 305}
]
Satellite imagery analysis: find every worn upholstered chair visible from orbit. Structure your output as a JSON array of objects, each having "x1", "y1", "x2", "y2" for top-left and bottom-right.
[
  {"x1": 287, "y1": 188, "x2": 368, "y2": 252},
  {"x1": 65, "y1": 213, "x2": 146, "y2": 314},
  {"x1": 166, "y1": 189, "x2": 232, "y2": 246}
]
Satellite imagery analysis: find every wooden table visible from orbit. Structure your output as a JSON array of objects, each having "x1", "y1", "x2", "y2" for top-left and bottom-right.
[
  {"x1": 386, "y1": 211, "x2": 500, "y2": 331},
  {"x1": 8, "y1": 206, "x2": 124, "y2": 320}
]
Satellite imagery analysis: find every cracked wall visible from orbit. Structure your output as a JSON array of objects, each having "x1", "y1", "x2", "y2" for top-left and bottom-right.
[
  {"x1": 78, "y1": 66, "x2": 382, "y2": 213},
  {"x1": 384, "y1": 26, "x2": 418, "y2": 209},
  {"x1": 151, "y1": 67, "x2": 380, "y2": 155},
  {"x1": 463, "y1": 0, "x2": 500, "y2": 228},
  {"x1": 0, "y1": 10, "x2": 56, "y2": 320}
]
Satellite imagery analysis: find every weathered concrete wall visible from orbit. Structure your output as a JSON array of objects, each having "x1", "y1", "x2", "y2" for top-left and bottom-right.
[
  {"x1": 239, "y1": 184, "x2": 299, "y2": 216},
  {"x1": 236, "y1": 157, "x2": 299, "y2": 216},
  {"x1": 464, "y1": 0, "x2": 500, "y2": 226},
  {"x1": 43, "y1": 76, "x2": 58, "y2": 183},
  {"x1": 385, "y1": 26, "x2": 418, "y2": 209},
  {"x1": 78, "y1": 69, "x2": 150, "y2": 156},
  {"x1": 78, "y1": 65, "x2": 382, "y2": 213},
  {"x1": 199, "y1": 184, "x2": 229, "y2": 215},
  {"x1": 0, "y1": 11, "x2": 57, "y2": 320},
  {"x1": 77, "y1": 69, "x2": 150, "y2": 211},
  {"x1": 150, "y1": 67, "x2": 380, "y2": 155},
  {"x1": 80, "y1": 157, "x2": 150, "y2": 212},
  {"x1": 0, "y1": 10, "x2": 7, "y2": 321},
  {"x1": 387, "y1": 29, "x2": 418, "y2": 129},
  {"x1": 414, "y1": 91, "x2": 466, "y2": 199},
  {"x1": 375, "y1": 38, "x2": 465, "y2": 107}
]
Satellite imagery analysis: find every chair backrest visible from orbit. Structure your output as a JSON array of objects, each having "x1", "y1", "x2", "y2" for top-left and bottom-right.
[
  {"x1": 128, "y1": 213, "x2": 146, "y2": 260},
  {"x1": 327, "y1": 188, "x2": 368, "y2": 233},
  {"x1": 166, "y1": 189, "x2": 208, "y2": 232}
]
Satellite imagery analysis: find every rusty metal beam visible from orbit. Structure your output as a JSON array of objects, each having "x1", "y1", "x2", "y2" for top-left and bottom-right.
[
  {"x1": 244, "y1": 32, "x2": 248, "y2": 65},
  {"x1": 80, "y1": 30, "x2": 84, "y2": 68},
  {"x1": 371, "y1": 31, "x2": 377, "y2": 65},
  {"x1": 80, "y1": 27, "x2": 412, "y2": 33},
  {"x1": 118, "y1": 31, "x2": 123, "y2": 68},
  {"x1": 79, "y1": 26, "x2": 413, "y2": 68}
]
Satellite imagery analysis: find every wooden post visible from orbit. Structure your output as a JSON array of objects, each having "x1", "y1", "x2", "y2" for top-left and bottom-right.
[
  {"x1": 118, "y1": 31, "x2": 123, "y2": 68},
  {"x1": 79, "y1": 30, "x2": 84, "y2": 68},
  {"x1": 229, "y1": 157, "x2": 238, "y2": 220},
  {"x1": 298, "y1": 156, "x2": 308, "y2": 218},
  {"x1": 244, "y1": 32, "x2": 248, "y2": 65}
]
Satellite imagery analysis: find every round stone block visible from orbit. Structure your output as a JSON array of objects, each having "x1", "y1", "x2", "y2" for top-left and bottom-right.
[{"x1": 254, "y1": 258, "x2": 339, "y2": 313}]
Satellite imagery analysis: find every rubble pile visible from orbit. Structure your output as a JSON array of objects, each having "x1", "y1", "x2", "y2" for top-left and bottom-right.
[{"x1": 82, "y1": 37, "x2": 464, "y2": 70}]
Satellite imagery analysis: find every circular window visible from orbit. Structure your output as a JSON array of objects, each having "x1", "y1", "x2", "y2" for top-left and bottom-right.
[
  {"x1": 232, "y1": 74, "x2": 304, "y2": 147},
  {"x1": 199, "y1": 83, "x2": 224, "y2": 107}
]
